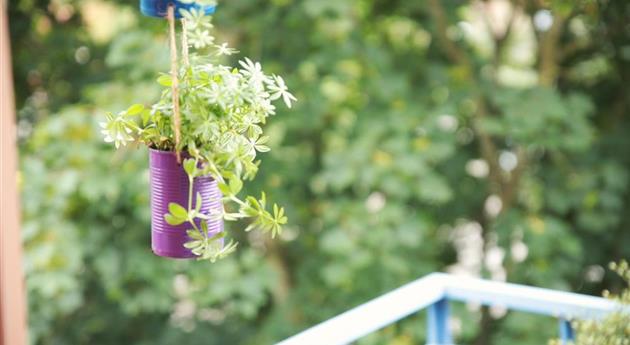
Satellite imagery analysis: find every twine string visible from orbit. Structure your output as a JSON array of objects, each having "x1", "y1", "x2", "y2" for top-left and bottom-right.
[
  {"x1": 167, "y1": 4, "x2": 182, "y2": 164},
  {"x1": 181, "y1": 18, "x2": 190, "y2": 66}
]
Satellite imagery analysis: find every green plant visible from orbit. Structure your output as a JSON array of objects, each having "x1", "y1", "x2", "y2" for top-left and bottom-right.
[
  {"x1": 550, "y1": 261, "x2": 630, "y2": 345},
  {"x1": 100, "y1": 6, "x2": 294, "y2": 261}
]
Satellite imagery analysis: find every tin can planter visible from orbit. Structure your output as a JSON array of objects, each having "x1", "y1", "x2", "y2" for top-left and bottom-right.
[
  {"x1": 149, "y1": 149, "x2": 223, "y2": 259},
  {"x1": 140, "y1": 0, "x2": 216, "y2": 18}
]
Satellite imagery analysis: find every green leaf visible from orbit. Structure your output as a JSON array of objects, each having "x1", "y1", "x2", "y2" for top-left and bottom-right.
[
  {"x1": 239, "y1": 205, "x2": 258, "y2": 217},
  {"x1": 183, "y1": 158, "x2": 197, "y2": 177},
  {"x1": 259, "y1": 191, "x2": 267, "y2": 209},
  {"x1": 209, "y1": 231, "x2": 226, "y2": 241},
  {"x1": 224, "y1": 212, "x2": 241, "y2": 221},
  {"x1": 168, "y1": 202, "x2": 188, "y2": 219},
  {"x1": 164, "y1": 214, "x2": 186, "y2": 226},
  {"x1": 157, "y1": 74, "x2": 172, "y2": 86},
  {"x1": 195, "y1": 192, "x2": 202, "y2": 213},
  {"x1": 229, "y1": 178, "x2": 243, "y2": 195},
  {"x1": 244, "y1": 223, "x2": 258, "y2": 232},
  {"x1": 187, "y1": 140, "x2": 199, "y2": 156},
  {"x1": 255, "y1": 145, "x2": 270, "y2": 153},
  {"x1": 126, "y1": 104, "x2": 144, "y2": 116},
  {"x1": 273, "y1": 204, "x2": 287, "y2": 225},
  {"x1": 183, "y1": 240, "x2": 202, "y2": 249},
  {"x1": 192, "y1": 246, "x2": 204, "y2": 256},
  {"x1": 202, "y1": 245, "x2": 213, "y2": 260},
  {"x1": 218, "y1": 182, "x2": 231, "y2": 195},
  {"x1": 140, "y1": 109, "x2": 151, "y2": 126},
  {"x1": 186, "y1": 229, "x2": 204, "y2": 240}
]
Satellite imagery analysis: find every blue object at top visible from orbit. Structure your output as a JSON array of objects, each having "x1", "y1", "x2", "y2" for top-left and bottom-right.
[{"x1": 140, "y1": 0, "x2": 216, "y2": 18}]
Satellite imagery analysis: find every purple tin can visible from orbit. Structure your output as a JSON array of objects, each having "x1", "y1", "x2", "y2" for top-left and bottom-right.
[{"x1": 149, "y1": 149, "x2": 223, "y2": 259}]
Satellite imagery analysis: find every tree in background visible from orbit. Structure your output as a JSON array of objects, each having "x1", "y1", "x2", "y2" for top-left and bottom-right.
[{"x1": 9, "y1": 0, "x2": 630, "y2": 344}]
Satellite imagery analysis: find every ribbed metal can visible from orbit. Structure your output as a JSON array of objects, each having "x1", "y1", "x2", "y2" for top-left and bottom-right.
[{"x1": 149, "y1": 149, "x2": 223, "y2": 259}]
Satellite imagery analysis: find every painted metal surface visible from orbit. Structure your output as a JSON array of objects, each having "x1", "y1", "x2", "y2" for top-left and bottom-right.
[
  {"x1": 277, "y1": 274, "x2": 443, "y2": 345},
  {"x1": 427, "y1": 298, "x2": 453, "y2": 345},
  {"x1": 277, "y1": 273, "x2": 615, "y2": 345},
  {"x1": 441, "y1": 274, "x2": 614, "y2": 319},
  {"x1": 149, "y1": 149, "x2": 223, "y2": 258},
  {"x1": 559, "y1": 318, "x2": 575, "y2": 344},
  {"x1": 139, "y1": 0, "x2": 216, "y2": 18}
]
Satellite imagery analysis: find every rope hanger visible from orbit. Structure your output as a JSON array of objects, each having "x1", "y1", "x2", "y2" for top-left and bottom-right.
[
  {"x1": 167, "y1": 4, "x2": 183, "y2": 163},
  {"x1": 148, "y1": 0, "x2": 212, "y2": 163}
]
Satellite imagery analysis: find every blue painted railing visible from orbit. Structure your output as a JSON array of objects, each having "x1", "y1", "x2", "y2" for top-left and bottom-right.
[{"x1": 277, "y1": 273, "x2": 616, "y2": 345}]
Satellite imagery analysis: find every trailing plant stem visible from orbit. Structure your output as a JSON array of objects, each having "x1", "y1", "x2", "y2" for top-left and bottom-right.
[{"x1": 188, "y1": 175, "x2": 207, "y2": 239}]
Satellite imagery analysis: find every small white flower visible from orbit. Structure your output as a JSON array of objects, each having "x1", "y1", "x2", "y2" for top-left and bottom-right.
[
  {"x1": 190, "y1": 29, "x2": 214, "y2": 49},
  {"x1": 215, "y1": 43, "x2": 238, "y2": 56},
  {"x1": 239, "y1": 58, "x2": 269, "y2": 85},
  {"x1": 255, "y1": 98, "x2": 276, "y2": 116},
  {"x1": 99, "y1": 122, "x2": 114, "y2": 143},
  {"x1": 204, "y1": 83, "x2": 228, "y2": 109},
  {"x1": 180, "y1": 8, "x2": 213, "y2": 29},
  {"x1": 100, "y1": 113, "x2": 136, "y2": 149},
  {"x1": 267, "y1": 75, "x2": 297, "y2": 108}
]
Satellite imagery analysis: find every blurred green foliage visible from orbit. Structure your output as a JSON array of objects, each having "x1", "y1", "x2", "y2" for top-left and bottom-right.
[
  {"x1": 550, "y1": 261, "x2": 630, "y2": 345},
  {"x1": 9, "y1": 0, "x2": 630, "y2": 344}
]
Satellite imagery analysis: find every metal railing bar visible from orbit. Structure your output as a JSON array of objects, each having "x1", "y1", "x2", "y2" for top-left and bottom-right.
[
  {"x1": 438, "y1": 274, "x2": 615, "y2": 318},
  {"x1": 276, "y1": 274, "x2": 447, "y2": 345},
  {"x1": 276, "y1": 273, "x2": 616, "y2": 345}
]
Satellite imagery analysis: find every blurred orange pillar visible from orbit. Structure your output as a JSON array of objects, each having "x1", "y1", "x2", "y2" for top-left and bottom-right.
[{"x1": 0, "y1": 1, "x2": 28, "y2": 345}]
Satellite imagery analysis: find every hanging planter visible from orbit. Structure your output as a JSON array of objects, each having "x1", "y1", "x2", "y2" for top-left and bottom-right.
[
  {"x1": 149, "y1": 149, "x2": 223, "y2": 258},
  {"x1": 100, "y1": 2, "x2": 296, "y2": 261}
]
